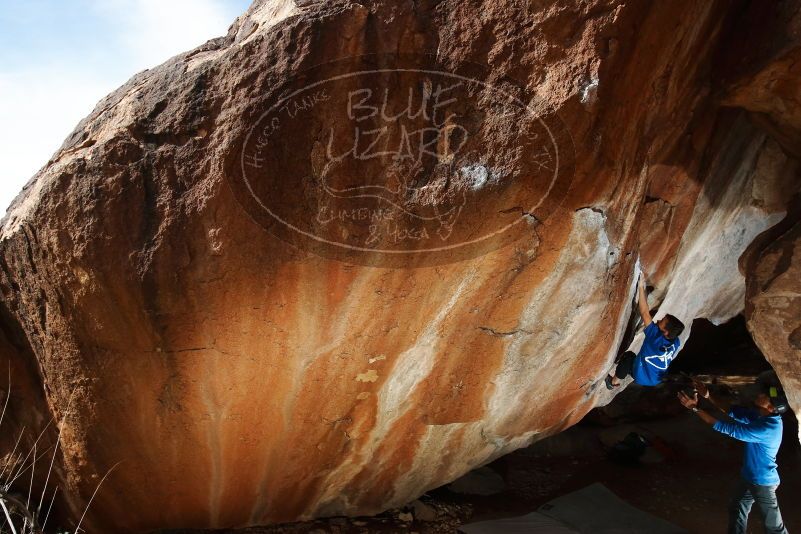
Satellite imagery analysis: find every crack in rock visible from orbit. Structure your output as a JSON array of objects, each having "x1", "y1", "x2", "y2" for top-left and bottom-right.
[{"x1": 478, "y1": 326, "x2": 532, "y2": 337}]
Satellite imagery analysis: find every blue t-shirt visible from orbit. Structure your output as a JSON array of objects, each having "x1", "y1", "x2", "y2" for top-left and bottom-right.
[
  {"x1": 713, "y1": 406, "x2": 783, "y2": 485},
  {"x1": 631, "y1": 322, "x2": 681, "y2": 386}
]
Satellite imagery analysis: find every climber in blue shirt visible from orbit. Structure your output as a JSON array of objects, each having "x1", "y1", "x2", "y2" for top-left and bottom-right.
[
  {"x1": 606, "y1": 273, "x2": 685, "y2": 389},
  {"x1": 678, "y1": 379, "x2": 788, "y2": 534}
]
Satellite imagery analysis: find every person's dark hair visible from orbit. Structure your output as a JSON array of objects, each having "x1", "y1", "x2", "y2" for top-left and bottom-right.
[{"x1": 663, "y1": 314, "x2": 685, "y2": 340}]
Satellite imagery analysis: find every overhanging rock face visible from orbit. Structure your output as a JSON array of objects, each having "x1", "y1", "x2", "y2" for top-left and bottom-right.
[{"x1": 0, "y1": 0, "x2": 799, "y2": 531}]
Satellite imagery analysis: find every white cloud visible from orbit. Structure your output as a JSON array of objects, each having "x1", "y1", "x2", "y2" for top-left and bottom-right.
[
  {"x1": 0, "y1": 0, "x2": 245, "y2": 214},
  {"x1": 92, "y1": 0, "x2": 238, "y2": 72},
  {"x1": 0, "y1": 65, "x2": 110, "y2": 210}
]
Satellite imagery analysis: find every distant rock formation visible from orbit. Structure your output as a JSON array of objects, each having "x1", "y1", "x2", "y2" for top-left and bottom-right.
[{"x1": 0, "y1": 0, "x2": 798, "y2": 531}]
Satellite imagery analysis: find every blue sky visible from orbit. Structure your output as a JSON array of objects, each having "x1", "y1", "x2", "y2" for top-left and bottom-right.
[{"x1": 0, "y1": 0, "x2": 252, "y2": 213}]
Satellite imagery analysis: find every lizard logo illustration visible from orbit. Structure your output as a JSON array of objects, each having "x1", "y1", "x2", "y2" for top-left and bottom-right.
[
  {"x1": 314, "y1": 120, "x2": 473, "y2": 241},
  {"x1": 232, "y1": 54, "x2": 576, "y2": 266},
  {"x1": 644, "y1": 345, "x2": 677, "y2": 371}
]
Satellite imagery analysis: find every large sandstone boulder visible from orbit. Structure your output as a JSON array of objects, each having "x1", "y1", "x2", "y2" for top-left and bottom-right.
[
  {"x1": 0, "y1": 0, "x2": 798, "y2": 531},
  {"x1": 743, "y1": 203, "x2": 801, "y2": 443}
]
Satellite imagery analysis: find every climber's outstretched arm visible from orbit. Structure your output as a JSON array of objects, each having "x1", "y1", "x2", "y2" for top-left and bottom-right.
[{"x1": 637, "y1": 275, "x2": 653, "y2": 327}]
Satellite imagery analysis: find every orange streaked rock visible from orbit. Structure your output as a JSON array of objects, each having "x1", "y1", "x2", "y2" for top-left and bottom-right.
[{"x1": 0, "y1": 1, "x2": 800, "y2": 532}]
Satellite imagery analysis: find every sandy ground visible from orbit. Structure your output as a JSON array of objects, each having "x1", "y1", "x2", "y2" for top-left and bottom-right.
[{"x1": 473, "y1": 411, "x2": 801, "y2": 533}]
